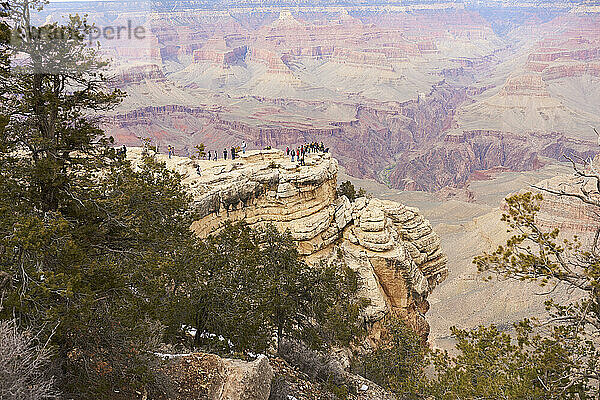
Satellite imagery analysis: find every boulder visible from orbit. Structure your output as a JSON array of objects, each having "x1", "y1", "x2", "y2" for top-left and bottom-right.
[{"x1": 163, "y1": 353, "x2": 273, "y2": 400}]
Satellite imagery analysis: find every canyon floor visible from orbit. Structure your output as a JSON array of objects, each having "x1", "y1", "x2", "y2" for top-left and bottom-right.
[{"x1": 341, "y1": 158, "x2": 581, "y2": 350}]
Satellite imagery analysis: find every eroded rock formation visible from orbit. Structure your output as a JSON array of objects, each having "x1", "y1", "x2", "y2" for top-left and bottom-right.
[
  {"x1": 530, "y1": 163, "x2": 600, "y2": 240},
  {"x1": 46, "y1": 2, "x2": 600, "y2": 192},
  {"x1": 127, "y1": 148, "x2": 447, "y2": 339}
]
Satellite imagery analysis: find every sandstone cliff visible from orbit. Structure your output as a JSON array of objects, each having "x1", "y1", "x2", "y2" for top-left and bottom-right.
[{"x1": 127, "y1": 148, "x2": 447, "y2": 339}]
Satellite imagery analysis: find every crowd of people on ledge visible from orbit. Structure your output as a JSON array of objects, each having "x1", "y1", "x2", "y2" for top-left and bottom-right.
[
  {"x1": 116, "y1": 140, "x2": 328, "y2": 183},
  {"x1": 200, "y1": 141, "x2": 328, "y2": 166},
  {"x1": 286, "y1": 142, "x2": 327, "y2": 165},
  {"x1": 128, "y1": 139, "x2": 329, "y2": 167}
]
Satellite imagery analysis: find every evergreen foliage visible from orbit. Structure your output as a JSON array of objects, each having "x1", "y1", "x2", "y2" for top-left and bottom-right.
[
  {"x1": 427, "y1": 321, "x2": 587, "y2": 399},
  {"x1": 183, "y1": 222, "x2": 368, "y2": 355},
  {"x1": 337, "y1": 181, "x2": 366, "y2": 201},
  {"x1": 472, "y1": 190, "x2": 600, "y2": 397},
  {"x1": 352, "y1": 317, "x2": 426, "y2": 400},
  {"x1": 0, "y1": 2, "x2": 367, "y2": 397}
]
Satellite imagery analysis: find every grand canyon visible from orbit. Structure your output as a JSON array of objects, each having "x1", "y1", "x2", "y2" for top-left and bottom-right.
[
  {"x1": 38, "y1": 0, "x2": 600, "y2": 340},
  {"x1": 9, "y1": 0, "x2": 600, "y2": 397},
  {"x1": 39, "y1": 0, "x2": 600, "y2": 192}
]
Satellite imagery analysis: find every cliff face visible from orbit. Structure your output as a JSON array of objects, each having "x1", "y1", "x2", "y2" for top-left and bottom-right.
[
  {"x1": 127, "y1": 148, "x2": 448, "y2": 339},
  {"x1": 386, "y1": 129, "x2": 597, "y2": 191},
  {"x1": 531, "y1": 165, "x2": 600, "y2": 240}
]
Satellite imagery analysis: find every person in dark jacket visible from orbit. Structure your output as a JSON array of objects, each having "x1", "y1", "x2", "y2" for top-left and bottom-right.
[{"x1": 223, "y1": 148, "x2": 227, "y2": 160}]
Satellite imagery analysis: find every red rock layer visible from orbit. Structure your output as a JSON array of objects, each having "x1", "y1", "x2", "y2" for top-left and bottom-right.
[{"x1": 523, "y1": 14, "x2": 600, "y2": 80}]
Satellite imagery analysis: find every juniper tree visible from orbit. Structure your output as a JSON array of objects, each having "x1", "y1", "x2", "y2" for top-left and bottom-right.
[
  {"x1": 186, "y1": 222, "x2": 368, "y2": 356},
  {"x1": 465, "y1": 154, "x2": 600, "y2": 398},
  {"x1": 0, "y1": 2, "x2": 203, "y2": 397},
  {"x1": 337, "y1": 180, "x2": 366, "y2": 201},
  {"x1": 421, "y1": 185, "x2": 600, "y2": 399}
]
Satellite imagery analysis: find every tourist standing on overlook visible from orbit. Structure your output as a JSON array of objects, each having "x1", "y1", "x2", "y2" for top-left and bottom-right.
[
  {"x1": 223, "y1": 148, "x2": 227, "y2": 160},
  {"x1": 242, "y1": 141, "x2": 247, "y2": 154}
]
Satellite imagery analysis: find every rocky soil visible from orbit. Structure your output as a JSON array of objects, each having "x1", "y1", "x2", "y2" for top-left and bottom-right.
[{"x1": 159, "y1": 351, "x2": 397, "y2": 400}]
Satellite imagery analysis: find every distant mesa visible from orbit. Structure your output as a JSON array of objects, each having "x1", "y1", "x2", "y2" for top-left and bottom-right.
[
  {"x1": 193, "y1": 36, "x2": 248, "y2": 67},
  {"x1": 250, "y1": 48, "x2": 293, "y2": 75},
  {"x1": 270, "y1": 10, "x2": 305, "y2": 29},
  {"x1": 496, "y1": 74, "x2": 551, "y2": 98}
]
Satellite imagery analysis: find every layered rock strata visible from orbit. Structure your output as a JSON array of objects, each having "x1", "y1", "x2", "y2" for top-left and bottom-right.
[
  {"x1": 531, "y1": 164, "x2": 600, "y2": 240},
  {"x1": 127, "y1": 148, "x2": 448, "y2": 338}
]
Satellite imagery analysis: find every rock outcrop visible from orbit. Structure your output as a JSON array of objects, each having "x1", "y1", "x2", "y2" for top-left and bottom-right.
[
  {"x1": 127, "y1": 148, "x2": 447, "y2": 338},
  {"x1": 162, "y1": 351, "x2": 397, "y2": 400},
  {"x1": 530, "y1": 164, "x2": 600, "y2": 241},
  {"x1": 163, "y1": 353, "x2": 273, "y2": 400},
  {"x1": 270, "y1": 351, "x2": 397, "y2": 400}
]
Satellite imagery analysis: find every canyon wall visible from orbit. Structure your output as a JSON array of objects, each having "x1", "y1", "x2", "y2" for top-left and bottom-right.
[
  {"x1": 85, "y1": 4, "x2": 600, "y2": 192},
  {"x1": 532, "y1": 163, "x2": 600, "y2": 239}
]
